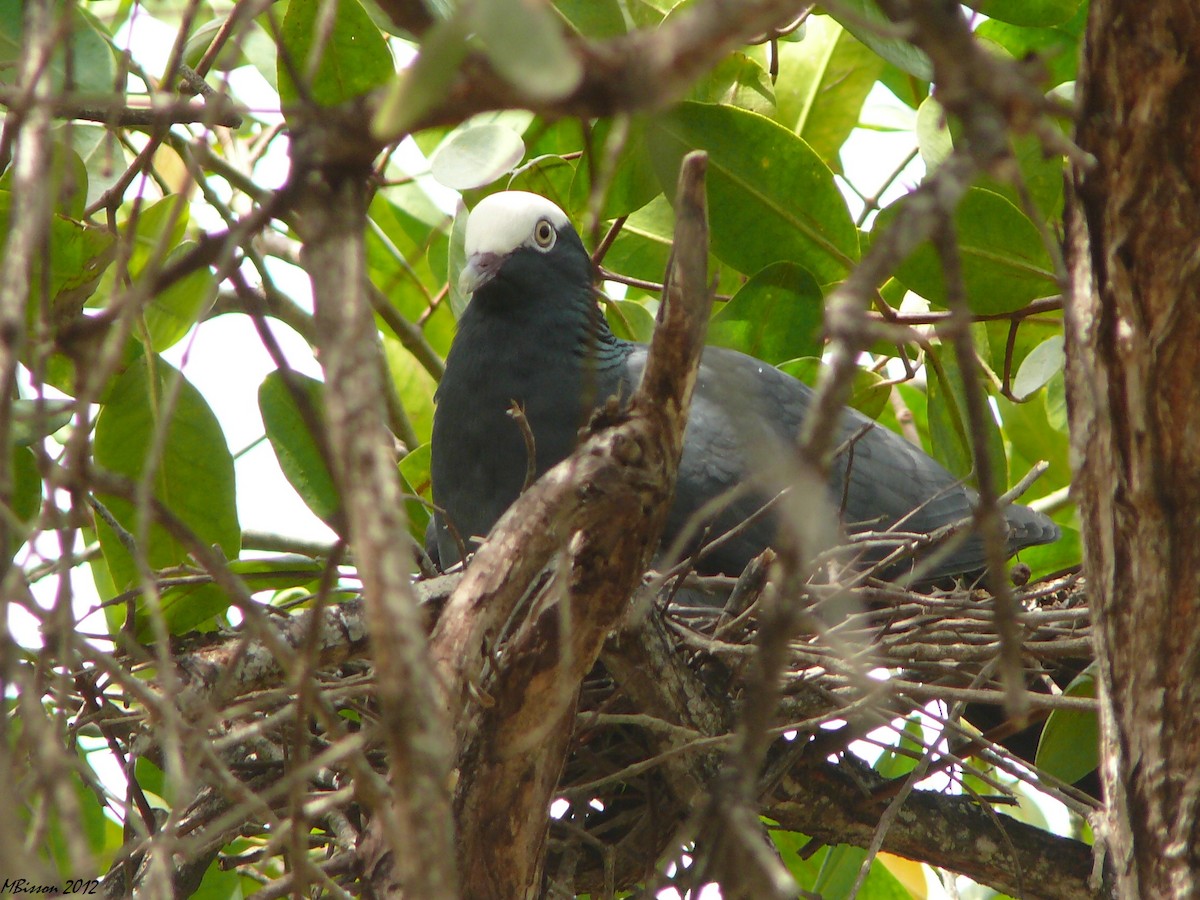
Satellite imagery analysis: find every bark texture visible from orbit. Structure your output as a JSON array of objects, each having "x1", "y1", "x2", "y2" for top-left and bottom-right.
[{"x1": 1065, "y1": 3, "x2": 1200, "y2": 896}]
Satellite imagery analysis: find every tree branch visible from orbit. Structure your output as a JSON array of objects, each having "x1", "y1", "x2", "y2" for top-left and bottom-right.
[
  {"x1": 429, "y1": 151, "x2": 713, "y2": 898},
  {"x1": 296, "y1": 151, "x2": 458, "y2": 897}
]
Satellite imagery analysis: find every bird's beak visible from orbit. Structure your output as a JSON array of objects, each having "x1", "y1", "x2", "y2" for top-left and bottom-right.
[{"x1": 458, "y1": 251, "x2": 505, "y2": 296}]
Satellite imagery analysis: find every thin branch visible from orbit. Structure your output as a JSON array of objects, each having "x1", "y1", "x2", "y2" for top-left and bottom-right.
[
  {"x1": 297, "y1": 153, "x2": 458, "y2": 898},
  {"x1": 0, "y1": 86, "x2": 244, "y2": 128}
]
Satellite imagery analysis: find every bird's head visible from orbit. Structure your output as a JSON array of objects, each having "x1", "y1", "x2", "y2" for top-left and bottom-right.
[{"x1": 458, "y1": 192, "x2": 591, "y2": 300}]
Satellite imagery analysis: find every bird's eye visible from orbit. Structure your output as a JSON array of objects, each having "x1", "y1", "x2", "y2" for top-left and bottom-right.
[{"x1": 533, "y1": 218, "x2": 556, "y2": 250}]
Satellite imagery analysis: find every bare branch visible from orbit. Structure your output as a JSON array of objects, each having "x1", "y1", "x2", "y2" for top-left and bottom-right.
[{"x1": 297, "y1": 156, "x2": 458, "y2": 898}]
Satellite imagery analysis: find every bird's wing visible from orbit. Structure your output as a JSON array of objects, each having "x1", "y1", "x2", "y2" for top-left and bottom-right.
[{"x1": 625, "y1": 344, "x2": 1049, "y2": 578}]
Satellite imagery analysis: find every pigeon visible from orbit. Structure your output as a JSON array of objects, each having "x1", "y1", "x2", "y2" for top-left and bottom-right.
[{"x1": 428, "y1": 191, "x2": 1059, "y2": 585}]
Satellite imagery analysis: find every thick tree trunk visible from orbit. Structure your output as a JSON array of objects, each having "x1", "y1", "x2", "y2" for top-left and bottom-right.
[{"x1": 1064, "y1": 2, "x2": 1200, "y2": 896}]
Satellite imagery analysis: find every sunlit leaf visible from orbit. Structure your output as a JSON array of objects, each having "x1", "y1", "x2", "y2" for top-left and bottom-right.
[
  {"x1": 278, "y1": 0, "x2": 394, "y2": 109},
  {"x1": 874, "y1": 715, "x2": 926, "y2": 779},
  {"x1": 976, "y1": 8, "x2": 1087, "y2": 87},
  {"x1": 690, "y1": 51, "x2": 776, "y2": 118},
  {"x1": 968, "y1": 0, "x2": 1085, "y2": 27},
  {"x1": 430, "y1": 122, "x2": 525, "y2": 191},
  {"x1": 505, "y1": 154, "x2": 576, "y2": 206},
  {"x1": 384, "y1": 335, "x2": 437, "y2": 442},
  {"x1": 647, "y1": 102, "x2": 859, "y2": 283},
  {"x1": 1045, "y1": 369, "x2": 1068, "y2": 433},
  {"x1": 602, "y1": 193, "x2": 675, "y2": 286},
  {"x1": 775, "y1": 17, "x2": 885, "y2": 164},
  {"x1": 825, "y1": 1, "x2": 932, "y2": 80},
  {"x1": 553, "y1": 0, "x2": 631, "y2": 38},
  {"x1": 5, "y1": 447, "x2": 41, "y2": 560},
  {"x1": 94, "y1": 357, "x2": 240, "y2": 636},
  {"x1": 915, "y1": 96, "x2": 952, "y2": 171},
  {"x1": 568, "y1": 118, "x2": 662, "y2": 219},
  {"x1": 876, "y1": 187, "x2": 1057, "y2": 314}
]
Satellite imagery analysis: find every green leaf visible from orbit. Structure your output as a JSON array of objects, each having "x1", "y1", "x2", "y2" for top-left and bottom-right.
[
  {"x1": 775, "y1": 839, "x2": 913, "y2": 899},
  {"x1": 11, "y1": 398, "x2": 73, "y2": 445},
  {"x1": 142, "y1": 241, "x2": 218, "y2": 352},
  {"x1": 689, "y1": 51, "x2": 776, "y2": 118},
  {"x1": 709, "y1": 262, "x2": 824, "y2": 365},
  {"x1": 1000, "y1": 363, "x2": 1078, "y2": 581},
  {"x1": 0, "y1": 0, "x2": 117, "y2": 93},
  {"x1": 874, "y1": 715, "x2": 926, "y2": 779},
  {"x1": 647, "y1": 102, "x2": 859, "y2": 283},
  {"x1": 976, "y1": 9, "x2": 1086, "y2": 87},
  {"x1": 90, "y1": 196, "x2": 198, "y2": 346},
  {"x1": 602, "y1": 194, "x2": 675, "y2": 285},
  {"x1": 1036, "y1": 664, "x2": 1099, "y2": 785},
  {"x1": 373, "y1": 15, "x2": 469, "y2": 139},
  {"x1": 980, "y1": 130, "x2": 1069, "y2": 223},
  {"x1": 0, "y1": 190, "x2": 113, "y2": 314},
  {"x1": 122, "y1": 194, "x2": 192, "y2": 277},
  {"x1": 915, "y1": 96, "x2": 952, "y2": 171},
  {"x1": 777, "y1": 358, "x2": 891, "y2": 420},
  {"x1": 553, "y1": 0, "x2": 631, "y2": 38},
  {"x1": 1045, "y1": 369, "x2": 1068, "y2": 433},
  {"x1": 384, "y1": 335, "x2": 437, "y2": 442},
  {"x1": 925, "y1": 344, "x2": 1006, "y2": 488},
  {"x1": 156, "y1": 582, "x2": 241, "y2": 634},
  {"x1": 818, "y1": 845, "x2": 914, "y2": 899},
  {"x1": 446, "y1": 198, "x2": 471, "y2": 319},
  {"x1": 1012, "y1": 334, "x2": 1064, "y2": 400},
  {"x1": 71, "y1": 123, "x2": 126, "y2": 210},
  {"x1": 277, "y1": 0, "x2": 394, "y2": 109},
  {"x1": 775, "y1": 17, "x2": 885, "y2": 164},
  {"x1": 3, "y1": 138, "x2": 93, "y2": 218},
  {"x1": 192, "y1": 857, "x2": 245, "y2": 900},
  {"x1": 877, "y1": 187, "x2": 1058, "y2": 314},
  {"x1": 967, "y1": 0, "x2": 1085, "y2": 27},
  {"x1": 10, "y1": 446, "x2": 40, "y2": 526},
  {"x1": 997, "y1": 392, "x2": 1071, "y2": 496},
  {"x1": 258, "y1": 370, "x2": 342, "y2": 532},
  {"x1": 94, "y1": 357, "x2": 240, "y2": 635},
  {"x1": 229, "y1": 554, "x2": 327, "y2": 591},
  {"x1": 877, "y1": 61, "x2": 930, "y2": 110},
  {"x1": 38, "y1": 758, "x2": 116, "y2": 873},
  {"x1": 399, "y1": 442, "x2": 432, "y2": 544},
  {"x1": 824, "y1": 2, "x2": 932, "y2": 80},
  {"x1": 430, "y1": 122, "x2": 526, "y2": 191},
  {"x1": 5, "y1": 446, "x2": 41, "y2": 560},
  {"x1": 364, "y1": 187, "x2": 457, "y2": 363},
  {"x1": 505, "y1": 154, "x2": 577, "y2": 206},
  {"x1": 155, "y1": 558, "x2": 332, "y2": 631},
  {"x1": 605, "y1": 299, "x2": 656, "y2": 343},
  {"x1": 568, "y1": 118, "x2": 662, "y2": 219},
  {"x1": 467, "y1": 0, "x2": 582, "y2": 101}
]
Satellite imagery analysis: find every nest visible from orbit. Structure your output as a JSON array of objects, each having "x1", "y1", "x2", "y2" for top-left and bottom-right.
[{"x1": 61, "y1": 565, "x2": 1093, "y2": 897}]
